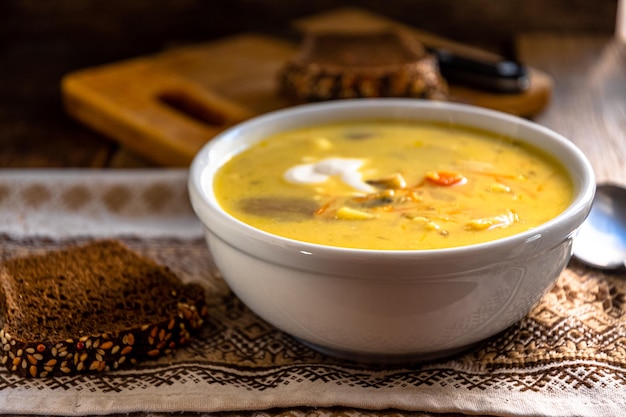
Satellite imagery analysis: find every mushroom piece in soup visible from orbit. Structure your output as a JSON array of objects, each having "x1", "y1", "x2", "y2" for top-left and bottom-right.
[{"x1": 213, "y1": 120, "x2": 573, "y2": 250}]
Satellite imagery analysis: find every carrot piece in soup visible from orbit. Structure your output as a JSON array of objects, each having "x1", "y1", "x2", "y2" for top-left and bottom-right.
[{"x1": 426, "y1": 171, "x2": 467, "y2": 186}]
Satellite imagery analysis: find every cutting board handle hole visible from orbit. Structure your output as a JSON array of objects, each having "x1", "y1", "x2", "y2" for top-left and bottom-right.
[{"x1": 157, "y1": 90, "x2": 227, "y2": 127}]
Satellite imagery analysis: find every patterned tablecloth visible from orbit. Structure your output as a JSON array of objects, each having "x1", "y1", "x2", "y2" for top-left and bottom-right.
[{"x1": 0, "y1": 170, "x2": 624, "y2": 417}]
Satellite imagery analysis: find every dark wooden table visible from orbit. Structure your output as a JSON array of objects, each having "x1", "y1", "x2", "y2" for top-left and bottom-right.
[
  {"x1": 520, "y1": 33, "x2": 626, "y2": 185},
  {"x1": 4, "y1": 31, "x2": 624, "y2": 185},
  {"x1": 0, "y1": 0, "x2": 620, "y2": 171}
]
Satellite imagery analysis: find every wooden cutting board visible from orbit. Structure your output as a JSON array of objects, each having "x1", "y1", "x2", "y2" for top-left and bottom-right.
[{"x1": 62, "y1": 7, "x2": 553, "y2": 167}]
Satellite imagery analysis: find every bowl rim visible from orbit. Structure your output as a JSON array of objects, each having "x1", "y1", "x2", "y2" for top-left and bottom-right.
[{"x1": 189, "y1": 98, "x2": 596, "y2": 262}]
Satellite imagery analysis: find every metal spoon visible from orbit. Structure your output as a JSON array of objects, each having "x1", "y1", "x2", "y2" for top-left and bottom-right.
[{"x1": 573, "y1": 184, "x2": 626, "y2": 270}]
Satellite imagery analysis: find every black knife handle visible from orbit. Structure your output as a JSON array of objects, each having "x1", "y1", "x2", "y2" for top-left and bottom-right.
[{"x1": 433, "y1": 49, "x2": 530, "y2": 94}]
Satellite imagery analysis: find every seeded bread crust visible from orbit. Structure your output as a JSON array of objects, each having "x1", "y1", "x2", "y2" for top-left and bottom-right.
[
  {"x1": 278, "y1": 30, "x2": 449, "y2": 102},
  {"x1": 0, "y1": 240, "x2": 208, "y2": 377}
]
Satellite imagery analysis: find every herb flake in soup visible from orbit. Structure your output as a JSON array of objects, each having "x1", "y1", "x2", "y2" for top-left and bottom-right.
[{"x1": 214, "y1": 120, "x2": 573, "y2": 250}]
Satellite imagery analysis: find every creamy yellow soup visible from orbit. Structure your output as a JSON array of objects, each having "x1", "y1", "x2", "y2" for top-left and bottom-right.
[{"x1": 214, "y1": 120, "x2": 573, "y2": 250}]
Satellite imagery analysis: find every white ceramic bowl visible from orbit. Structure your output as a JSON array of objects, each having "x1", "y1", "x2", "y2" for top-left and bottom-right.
[{"x1": 188, "y1": 99, "x2": 595, "y2": 363}]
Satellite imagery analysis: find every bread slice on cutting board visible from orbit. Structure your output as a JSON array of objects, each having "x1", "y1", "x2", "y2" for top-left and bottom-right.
[{"x1": 278, "y1": 29, "x2": 449, "y2": 102}]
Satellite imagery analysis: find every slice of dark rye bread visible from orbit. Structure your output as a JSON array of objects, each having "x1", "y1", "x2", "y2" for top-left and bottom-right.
[
  {"x1": 278, "y1": 30, "x2": 449, "y2": 102},
  {"x1": 0, "y1": 240, "x2": 208, "y2": 377}
]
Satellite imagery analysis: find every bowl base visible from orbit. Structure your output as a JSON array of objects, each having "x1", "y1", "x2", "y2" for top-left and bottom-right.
[{"x1": 296, "y1": 338, "x2": 479, "y2": 365}]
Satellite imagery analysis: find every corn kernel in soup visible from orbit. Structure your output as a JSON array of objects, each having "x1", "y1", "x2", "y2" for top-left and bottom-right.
[{"x1": 214, "y1": 120, "x2": 573, "y2": 250}]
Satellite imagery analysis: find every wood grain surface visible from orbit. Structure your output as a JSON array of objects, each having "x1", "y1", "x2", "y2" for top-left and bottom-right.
[
  {"x1": 0, "y1": 1, "x2": 618, "y2": 170},
  {"x1": 519, "y1": 34, "x2": 626, "y2": 185},
  {"x1": 61, "y1": 8, "x2": 554, "y2": 167}
]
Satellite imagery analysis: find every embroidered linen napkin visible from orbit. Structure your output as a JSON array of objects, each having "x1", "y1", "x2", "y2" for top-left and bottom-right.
[{"x1": 0, "y1": 170, "x2": 624, "y2": 417}]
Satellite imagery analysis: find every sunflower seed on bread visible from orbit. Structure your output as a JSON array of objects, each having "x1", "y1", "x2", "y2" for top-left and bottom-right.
[{"x1": 0, "y1": 239, "x2": 207, "y2": 377}]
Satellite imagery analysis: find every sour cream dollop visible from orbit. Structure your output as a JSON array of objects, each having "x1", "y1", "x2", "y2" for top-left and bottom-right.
[{"x1": 284, "y1": 158, "x2": 375, "y2": 193}]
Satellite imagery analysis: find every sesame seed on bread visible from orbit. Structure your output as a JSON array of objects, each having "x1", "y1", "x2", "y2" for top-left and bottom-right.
[{"x1": 0, "y1": 239, "x2": 207, "y2": 377}]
